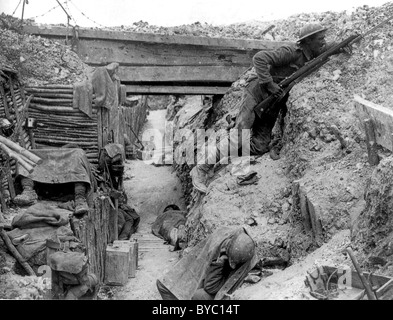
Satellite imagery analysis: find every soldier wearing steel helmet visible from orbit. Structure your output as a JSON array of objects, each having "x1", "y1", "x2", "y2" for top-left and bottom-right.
[
  {"x1": 191, "y1": 23, "x2": 346, "y2": 194},
  {"x1": 191, "y1": 228, "x2": 255, "y2": 300},
  {"x1": 156, "y1": 227, "x2": 256, "y2": 300}
]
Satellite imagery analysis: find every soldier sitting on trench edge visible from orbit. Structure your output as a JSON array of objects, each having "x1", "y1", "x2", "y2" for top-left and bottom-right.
[
  {"x1": 191, "y1": 23, "x2": 350, "y2": 194},
  {"x1": 14, "y1": 143, "x2": 93, "y2": 216}
]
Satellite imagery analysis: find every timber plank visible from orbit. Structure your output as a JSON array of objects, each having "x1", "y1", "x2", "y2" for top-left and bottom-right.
[
  {"x1": 77, "y1": 39, "x2": 259, "y2": 66},
  {"x1": 353, "y1": 94, "x2": 393, "y2": 152},
  {"x1": 23, "y1": 25, "x2": 289, "y2": 49},
  {"x1": 125, "y1": 85, "x2": 230, "y2": 95},
  {"x1": 118, "y1": 66, "x2": 246, "y2": 82}
]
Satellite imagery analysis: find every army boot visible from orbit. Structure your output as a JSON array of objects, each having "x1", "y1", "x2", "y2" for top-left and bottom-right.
[
  {"x1": 74, "y1": 182, "x2": 89, "y2": 216},
  {"x1": 14, "y1": 177, "x2": 38, "y2": 206}
]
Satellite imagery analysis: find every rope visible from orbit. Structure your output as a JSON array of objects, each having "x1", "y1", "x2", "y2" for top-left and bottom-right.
[
  {"x1": 25, "y1": 3, "x2": 61, "y2": 20},
  {"x1": 68, "y1": 0, "x2": 107, "y2": 28},
  {"x1": 56, "y1": 0, "x2": 78, "y2": 26},
  {"x1": 12, "y1": 0, "x2": 22, "y2": 16}
]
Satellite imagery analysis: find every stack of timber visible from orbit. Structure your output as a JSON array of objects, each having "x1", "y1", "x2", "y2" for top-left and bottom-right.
[{"x1": 25, "y1": 85, "x2": 99, "y2": 164}]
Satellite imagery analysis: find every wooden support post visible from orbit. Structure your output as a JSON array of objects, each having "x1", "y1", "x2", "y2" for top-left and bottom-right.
[
  {"x1": 28, "y1": 130, "x2": 36, "y2": 149},
  {"x1": 133, "y1": 238, "x2": 138, "y2": 269},
  {"x1": 9, "y1": 77, "x2": 26, "y2": 148},
  {"x1": 23, "y1": 94, "x2": 34, "y2": 149},
  {"x1": 347, "y1": 248, "x2": 377, "y2": 300},
  {"x1": 0, "y1": 170, "x2": 8, "y2": 212},
  {"x1": 114, "y1": 198, "x2": 118, "y2": 241},
  {"x1": 0, "y1": 85, "x2": 11, "y2": 119},
  {"x1": 363, "y1": 119, "x2": 380, "y2": 166},
  {"x1": 5, "y1": 157, "x2": 15, "y2": 200}
]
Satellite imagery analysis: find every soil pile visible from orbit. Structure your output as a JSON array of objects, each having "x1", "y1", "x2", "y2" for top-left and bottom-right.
[
  {"x1": 167, "y1": 1, "x2": 393, "y2": 299},
  {"x1": 0, "y1": 13, "x2": 91, "y2": 85}
]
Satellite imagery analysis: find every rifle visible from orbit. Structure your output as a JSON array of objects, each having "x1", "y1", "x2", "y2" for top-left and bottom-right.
[{"x1": 254, "y1": 14, "x2": 393, "y2": 119}]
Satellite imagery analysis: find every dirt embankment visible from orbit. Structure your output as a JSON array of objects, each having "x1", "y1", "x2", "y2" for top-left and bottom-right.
[{"x1": 169, "y1": 2, "x2": 393, "y2": 299}]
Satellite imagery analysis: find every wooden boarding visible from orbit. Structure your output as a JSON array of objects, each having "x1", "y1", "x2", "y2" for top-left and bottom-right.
[
  {"x1": 353, "y1": 94, "x2": 393, "y2": 152},
  {"x1": 125, "y1": 85, "x2": 229, "y2": 95},
  {"x1": 118, "y1": 66, "x2": 248, "y2": 83},
  {"x1": 130, "y1": 234, "x2": 168, "y2": 253},
  {"x1": 23, "y1": 25, "x2": 289, "y2": 49},
  {"x1": 77, "y1": 40, "x2": 259, "y2": 67},
  {"x1": 113, "y1": 240, "x2": 138, "y2": 278}
]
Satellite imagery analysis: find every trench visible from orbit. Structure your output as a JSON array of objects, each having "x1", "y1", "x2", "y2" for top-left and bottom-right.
[{"x1": 113, "y1": 107, "x2": 186, "y2": 300}]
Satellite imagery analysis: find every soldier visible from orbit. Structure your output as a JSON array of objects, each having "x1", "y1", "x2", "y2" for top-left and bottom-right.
[
  {"x1": 14, "y1": 146, "x2": 94, "y2": 216},
  {"x1": 191, "y1": 23, "x2": 347, "y2": 193},
  {"x1": 156, "y1": 227, "x2": 256, "y2": 300}
]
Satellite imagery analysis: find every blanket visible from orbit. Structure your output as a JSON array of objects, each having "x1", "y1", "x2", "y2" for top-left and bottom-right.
[{"x1": 17, "y1": 148, "x2": 93, "y2": 187}]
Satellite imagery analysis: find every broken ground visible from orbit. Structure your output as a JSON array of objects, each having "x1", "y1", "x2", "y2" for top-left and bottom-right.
[{"x1": 1, "y1": 2, "x2": 393, "y2": 300}]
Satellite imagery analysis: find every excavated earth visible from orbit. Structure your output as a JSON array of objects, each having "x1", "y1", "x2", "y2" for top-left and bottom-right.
[{"x1": 2, "y1": 2, "x2": 393, "y2": 300}]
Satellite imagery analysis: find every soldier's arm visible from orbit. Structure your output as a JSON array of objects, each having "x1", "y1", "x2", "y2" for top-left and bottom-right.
[{"x1": 252, "y1": 45, "x2": 299, "y2": 84}]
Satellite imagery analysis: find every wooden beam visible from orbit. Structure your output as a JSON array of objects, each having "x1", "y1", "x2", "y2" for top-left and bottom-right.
[
  {"x1": 353, "y1": 94, "x2": 393, "y2": 152},
  {"x1": 363, "y1": 118, "x2": 380, "y2": 166},
  {"x1": 77, "y1": 39, "x2": 260, "y2": 66},
  {"x1": 124, "y1": 85, "x2": 230, "y2": 95},
  {"x1": 118, "y1": 66, "x2": 246, "y2": 82},
  {"x1": 23, "y1": 25, "x2": 290, "y2": 49}
]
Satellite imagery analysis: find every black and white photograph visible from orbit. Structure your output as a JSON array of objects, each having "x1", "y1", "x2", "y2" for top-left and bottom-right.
[{"x1": 1, "y1": 0, "x2": 393, "y2": 310}]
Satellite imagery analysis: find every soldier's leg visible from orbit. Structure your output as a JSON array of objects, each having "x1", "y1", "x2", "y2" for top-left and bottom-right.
[
  {"x1": 250, "y1": 123, "x2": 272, "y2": 156},
  {"x1": 233, "y1": 91, "x2": 258, "y2": 155},
  {"x1": 191, "y1": 141, "x2": 216, "y2": 193},
  {"x1": 74, "y1": 182, "x2": 89, "y2": 216},
  {"x1": 191, "y1": 91, "x2": 256, "y2": 193},
  {"x1": 13, "y1": 177, "x2": 38, "y2": 206}
]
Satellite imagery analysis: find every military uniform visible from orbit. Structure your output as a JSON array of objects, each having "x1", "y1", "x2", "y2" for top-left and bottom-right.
[
  {"x1": 191, "y1": 24, "x2": 340, "y2": 193},
  {"x1": 236, "y1": 43, "x2": 317, "y2": 155},
  {"x1": 195, "y1": 43, "x2": 319, "y2": 176},
  {"x1": 156, "y1": 227, "x2": 256, "y2": 300}
]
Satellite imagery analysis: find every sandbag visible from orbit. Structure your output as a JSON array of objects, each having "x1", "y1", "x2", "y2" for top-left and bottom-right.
[
  {"x1": 49, "y1": 251, "x2": 87, "y2": 274},
  {"x1": 7, "y1": 225, "x2": 74, "y2": 263}
]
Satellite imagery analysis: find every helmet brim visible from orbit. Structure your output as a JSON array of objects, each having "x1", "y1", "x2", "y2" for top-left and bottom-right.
[{"x1": 297, "y1": 27, "x2": 327, "y2": 42}]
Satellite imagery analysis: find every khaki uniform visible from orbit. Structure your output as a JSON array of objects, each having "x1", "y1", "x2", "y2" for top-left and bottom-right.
[{"x1": 197, "y1": 43, "x2": 323, "y2": 173}]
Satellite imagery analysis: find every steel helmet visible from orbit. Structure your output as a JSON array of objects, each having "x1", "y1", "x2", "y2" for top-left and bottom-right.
[
  {"x1": 298, "y1": 23, "x2": 327, "y2": 42},
  {"x1": 227, "y1": 231, "x2": 255, "y2": 269}
]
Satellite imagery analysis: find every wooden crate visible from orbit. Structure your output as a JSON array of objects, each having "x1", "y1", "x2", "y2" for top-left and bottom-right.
[
  {"x1": 113, "y1": 240, "x2": 138, "y2": 278},
  {"x1": 104, "y1": 245, "x2": 129, "y2": 286}
]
